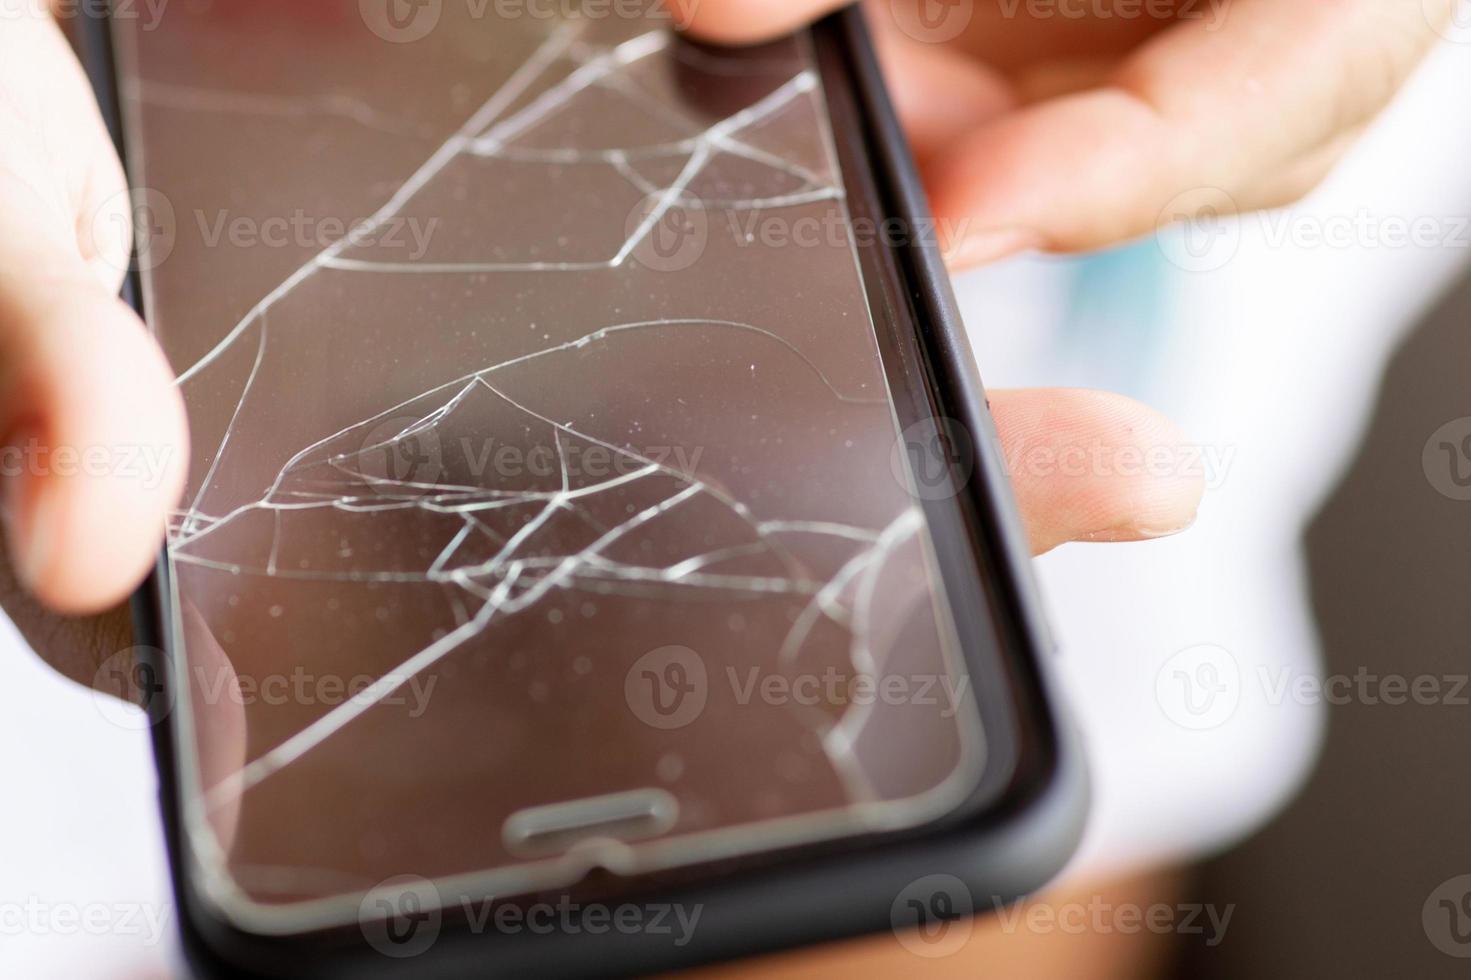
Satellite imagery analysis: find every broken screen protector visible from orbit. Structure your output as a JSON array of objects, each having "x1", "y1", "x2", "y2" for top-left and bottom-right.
[{"x1": 116, "y1": 0, "x2": 985, "y2": 930}]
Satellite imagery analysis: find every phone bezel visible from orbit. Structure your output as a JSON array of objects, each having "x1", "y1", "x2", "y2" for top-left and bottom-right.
[{"x1": 79, "y1": 6, "x2": 1087, "y2": 978}]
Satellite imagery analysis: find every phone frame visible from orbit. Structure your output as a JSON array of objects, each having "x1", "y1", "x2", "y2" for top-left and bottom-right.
[{"x1": 79, "y1": 5, "x2": 1086, "y2": 978}]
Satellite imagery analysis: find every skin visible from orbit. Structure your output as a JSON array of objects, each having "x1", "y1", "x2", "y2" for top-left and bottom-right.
[
  {"x1": 0, "y1": 0, "x2": 1441, "y2": 974},
  {"x1": 0, "y1": 0, "x2": 1208, "y2": 697},
  {"x1": 658, "y1": 2, "x2": 1452, "y2": 976},
  {"x1": 672, "y1": 0, "x2": 1458, "y2": 264}
]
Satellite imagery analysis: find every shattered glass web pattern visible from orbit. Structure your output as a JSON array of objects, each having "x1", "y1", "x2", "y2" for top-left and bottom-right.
[{"x1": 126, "y1": 4, "x2": 980, "y2": 910}]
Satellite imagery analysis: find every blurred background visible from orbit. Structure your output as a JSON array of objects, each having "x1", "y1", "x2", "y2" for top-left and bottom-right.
[
  {"x1": 4, "y1": 6, "x2": 1471, "y2": 979},
  {"x1": 964, "y1": 11, "x2": 1471, "y2": 979}
]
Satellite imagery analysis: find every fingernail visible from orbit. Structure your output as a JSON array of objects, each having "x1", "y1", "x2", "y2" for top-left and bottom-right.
[
  {"x1": 1088, "y1": 517, "x2": 1197, "y2": 543},
  {"x1": 1, "y1": 429, "x2": 55, "y2": 591},
  {"x1": 942, "y1": 228, "x2": 1043, "y2": 270}
]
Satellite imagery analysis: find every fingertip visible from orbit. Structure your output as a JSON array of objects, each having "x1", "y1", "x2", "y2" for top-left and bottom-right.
[
  {"x1": 2, "y1": 286, "x2": 186, "y2": 614},
  {"x1": 941, "y1": 227, "x2": 1044, "y2": 270},
  {"x1": 990, "y1": 388, "x2": 1205, "y2": 555}
]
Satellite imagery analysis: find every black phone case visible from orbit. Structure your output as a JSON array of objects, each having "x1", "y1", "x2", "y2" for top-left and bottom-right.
[{"x1": 79, "y1": 6, "x2": 1087, "y2": 978}]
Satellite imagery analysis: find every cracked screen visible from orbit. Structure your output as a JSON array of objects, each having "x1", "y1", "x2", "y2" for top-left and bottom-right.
[{"x1": 116, "y1": 1, "x2": 984, "y2": 929}]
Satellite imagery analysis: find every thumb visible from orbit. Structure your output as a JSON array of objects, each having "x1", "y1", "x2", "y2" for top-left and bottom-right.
[{"x1": 0, "y1": 7, "x2": 187, "y2": 614}]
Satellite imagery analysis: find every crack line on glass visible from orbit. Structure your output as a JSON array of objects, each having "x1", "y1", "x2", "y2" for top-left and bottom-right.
[
  {"x1": 157, "y1": 21, "x2": 939, "y2": 826},
  {"x1": 173, "y1": 23, "x2": 581, "y2": 386},
  {"x1": 327, "y1": 70, "x2": 822, "y2": 274}
]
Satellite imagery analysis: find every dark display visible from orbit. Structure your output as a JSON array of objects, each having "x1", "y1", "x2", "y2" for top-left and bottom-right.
[{"x1": 117, "y1": 1, "x2": 984, "y2": 931}]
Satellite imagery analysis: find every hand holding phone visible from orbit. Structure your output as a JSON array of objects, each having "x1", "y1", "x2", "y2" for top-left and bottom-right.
[
  {"x1": 0, "y1": 2, "x2": 1193, "y2": 734},
  {"x1": 2, "y1": 3, "x2": 1206, "y2": 971}
]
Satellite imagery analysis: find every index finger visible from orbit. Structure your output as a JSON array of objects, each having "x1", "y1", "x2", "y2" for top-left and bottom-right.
[{"x1": 930, "y1": 0, "x2": 1455, "y2": 262}]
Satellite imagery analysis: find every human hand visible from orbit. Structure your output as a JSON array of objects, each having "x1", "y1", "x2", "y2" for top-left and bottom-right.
[
  {"x1": 0, "y1": 6, "x2": 1199, "y2": 707},
  {"x1": 0, "y1": 5, "x2": 186, "y2": 690},
  {"x1": 670, "y1": 0, "x2": 1458, "y2": 267}
]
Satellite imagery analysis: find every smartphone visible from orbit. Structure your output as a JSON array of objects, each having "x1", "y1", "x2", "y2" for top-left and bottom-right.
[{"x1": 81, "y1": 3, "x2": 1084, "y2": 977}]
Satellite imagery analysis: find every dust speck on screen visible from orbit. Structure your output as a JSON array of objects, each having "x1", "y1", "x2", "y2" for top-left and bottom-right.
[{"x1": 115, "y1": 1, "x2": 983, "y2": 931}]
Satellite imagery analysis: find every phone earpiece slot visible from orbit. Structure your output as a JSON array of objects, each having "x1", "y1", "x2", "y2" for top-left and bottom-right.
[{"x1": 502, "y1": 789, "x2": 678, "y2": 858}]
